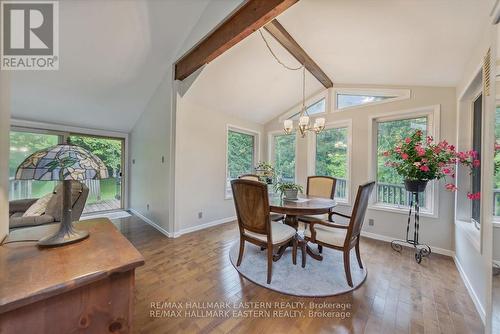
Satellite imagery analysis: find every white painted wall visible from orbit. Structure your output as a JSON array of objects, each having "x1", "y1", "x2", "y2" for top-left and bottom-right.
[
  {"x1": 0, "y1": 73, "x2": 10, "y2": 240},
  {"x1": 265, "y1": 85, "x2": 457, "y2": 253},
  {"x1": 128, "y1": 0, "x2": 244, "y2": 234},
  {"x1": 174, "y1": 94, "x2": 264, "y2": 234},
  {"x1": 129, "y1": 69, "x2": 175, "y2": 233},
  {"x1": 454, "y1": 24, "x2": 496, "y2": 325}
]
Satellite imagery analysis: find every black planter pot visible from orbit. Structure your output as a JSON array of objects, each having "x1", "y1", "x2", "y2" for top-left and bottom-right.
[{"x1": 404, "y1": 179, "x2": 428, "y2": 193}]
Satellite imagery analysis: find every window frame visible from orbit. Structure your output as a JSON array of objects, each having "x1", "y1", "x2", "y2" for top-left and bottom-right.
[
  {"x1": 368, "y1": 105, "x2": 441, "y2": 217},
  {"x1": 225, "y1": 124, "x2": 260, "y2": 199},
  {"x1": 308, "y1": 119, "x2": 352, "y2": 205},
  {"x1": 268, "y1": 130, "x2": 298, "y2": 184},
  {"x1": 333, "y1": 88, "x2": 411, "y2": 112}
]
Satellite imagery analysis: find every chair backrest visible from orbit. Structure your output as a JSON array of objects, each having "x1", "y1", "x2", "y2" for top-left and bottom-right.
[
  {"x1": 45, "y1": 181, "x2": 89, "y2": 221},
  {"x1": 345, "y1": 181, "x2": 375, "y2": 244},
  {"x1": 238, "y1": 174, "x2": 260, "y2": 182},
  {"x1": 307, "y1": 176, "x2": 336, "y2": 199},
  {"x1": 231, "y1": 179, "x2": 270, "y2": 236}
]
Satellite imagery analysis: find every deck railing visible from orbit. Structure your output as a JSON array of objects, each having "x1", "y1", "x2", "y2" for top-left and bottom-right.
[
  {"x1": 9, "y1": 177, "x2": 32, "y2": 200},
  {"x1": 9, "y1": 177, "x2": 103, "y2": 201}
]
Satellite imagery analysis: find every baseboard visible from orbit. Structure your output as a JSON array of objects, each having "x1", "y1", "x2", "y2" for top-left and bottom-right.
[
  {"x1": 453, "y1": 256, "x2": 486, "y2": 323},
  {"x1": 360, "y1": 231, "x2": 455, "y2": 257},
  {"x1": 175, "y1": 216, "x2": 236, "y2": 237},
  {"x1": 128, "y1": 209, "x2": 174, "y2": 238},
  {"x1": 129, "y1": 209, "x2": 235, "y2": 238}
]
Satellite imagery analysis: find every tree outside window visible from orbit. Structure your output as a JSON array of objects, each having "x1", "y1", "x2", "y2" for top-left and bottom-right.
[{"x1": 315, "y1": 127, "x2": 348, "y2": 199}]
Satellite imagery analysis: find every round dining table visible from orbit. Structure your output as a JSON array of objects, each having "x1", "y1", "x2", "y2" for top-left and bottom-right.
[{"x1": 269, "y1": 194, "x2": 337, "y2": 266}]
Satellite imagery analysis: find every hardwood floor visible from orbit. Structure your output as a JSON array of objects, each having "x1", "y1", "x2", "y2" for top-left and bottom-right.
[{"x1": 113, "y1": 215, "x2": 483, "y2": 334}]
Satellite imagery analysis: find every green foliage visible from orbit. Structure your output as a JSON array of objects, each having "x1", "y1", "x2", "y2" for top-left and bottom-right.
[
  {"x1": 377, "y1": 118, "x2": 427, "y2": 184},
  {"x1": 9, "y1": 131, "x2": 59, "y2": 177},
  {"x1": 274, "y1": 182, "x2": 303, "y2": 194},
  {"x1": 315, "y1": 127, "x2": 347, "y2": 179},
  {"x1": 68, "y1": 135, "x2": 122, "y2": 175},
  {"x1": 274, "y1": 134, "x2": 295, "y2": 182},
  {"x1": 227, "y1": 130, "x2": 254, "y2": 178}
]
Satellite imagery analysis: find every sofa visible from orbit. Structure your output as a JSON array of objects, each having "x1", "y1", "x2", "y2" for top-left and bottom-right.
[{"x1": 9, "y1": 181, "x2": 89, "y2": 230}]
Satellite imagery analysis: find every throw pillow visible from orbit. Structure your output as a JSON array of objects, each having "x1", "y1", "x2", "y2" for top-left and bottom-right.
[{"x1": 22, "y1": 193, "x2": 53, "y2": 217}]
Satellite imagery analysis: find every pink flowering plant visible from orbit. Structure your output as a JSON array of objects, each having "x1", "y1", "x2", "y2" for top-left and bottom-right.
[{"x1": 383, "y1": 130, "x2": 479, "y2": 197}]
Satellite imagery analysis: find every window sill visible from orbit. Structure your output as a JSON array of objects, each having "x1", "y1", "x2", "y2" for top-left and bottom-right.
[
  {"x1": 455, "y1": 219, "x2": 481, "y2": 252},
  {"x1": 493, "y1": 219, "x2": 500, "y2": 228},
  {"x1": 368, "y1": 203, "x2": 437, "y2": 218}
]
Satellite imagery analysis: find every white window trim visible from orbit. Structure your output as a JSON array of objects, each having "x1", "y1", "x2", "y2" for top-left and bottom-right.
[
  {"x1": 367, "y1": 104, "x2": 441, "y2": 218},
  {"x1": 279, "y1": 89, "x2": 329, "y2": 122},
  {"x1": 333, "y1": 87, "x2": 411, "y2": 112},
  {"x1": 307, "y1": 119, "x2": 352, "y2": 205},
  {"x1": 268, "y1": 130, "x2": 298, "y2": 184},
  {"x1": 225, "y1": 124, "x2": 260, "y2": 200}
]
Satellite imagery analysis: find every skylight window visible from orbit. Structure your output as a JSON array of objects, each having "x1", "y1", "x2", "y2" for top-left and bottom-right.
[
  {"x1": 289, "y1": 98, "x2": 326, "y2": 120},
  {"x1": 336, "y1": 94, "x2": 396, "y2": 110}
]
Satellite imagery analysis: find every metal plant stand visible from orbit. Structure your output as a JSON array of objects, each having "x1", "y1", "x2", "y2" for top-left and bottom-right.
[{"x1": 391, "y1": 191, "x2": 432, "y2": 263}]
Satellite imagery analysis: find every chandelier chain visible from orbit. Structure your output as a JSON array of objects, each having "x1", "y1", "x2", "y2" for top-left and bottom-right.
[{"x1": 258, "y1": 29, "x2": 303, "y2": 71}]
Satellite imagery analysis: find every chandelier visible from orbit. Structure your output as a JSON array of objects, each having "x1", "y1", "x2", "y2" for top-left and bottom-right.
[
  {"x1": 283, "y1": 67, "x2": 325, "y2": 137},
  {"x1": 259, "y1": 29, "x2": 325, "y2": 138}
]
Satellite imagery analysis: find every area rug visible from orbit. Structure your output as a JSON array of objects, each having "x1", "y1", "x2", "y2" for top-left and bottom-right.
[{"x1": 229, "y1": 241, "x2": 367, "y2": 297}]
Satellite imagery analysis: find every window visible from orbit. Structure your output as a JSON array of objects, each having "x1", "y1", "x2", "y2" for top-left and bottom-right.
[
  {"x1": 271, "y1": 133, "x2": 296, "y2": 183},
  {"x1": 68, "y1": 135, "x2": 124, "y2": 213},
  {"x1": 375, "y1": 116, "x2": 431, "y2": 211},
  {"x1": 315, "y1": 127, "x2": 349, "y2": 201},
  {"x1": 335, "y1": 88, "x2": 410, "y2": 111},
  {"x1": 9, "y1": 130, "x2": 60, "y2": 201},
  {"x1": 337, "y1": 94, "x2": 395, "y2": 110},
  {"x1": 471, "y1": 95, "x2": 481, "y2": 224},
  {"x1": 226, "y1": 127, "x2": 258, "y2": 198},
  {"x1": 289, "y1": 98, "x2": 326, "y2": 120}
]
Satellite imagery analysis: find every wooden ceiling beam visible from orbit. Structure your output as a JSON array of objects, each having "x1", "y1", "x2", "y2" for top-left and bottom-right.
[
  {"x1": 174, "y1": 0, "x2": 299, "y2": 81},
  {"x1": 264, "y1": 19, "x2": 333, "y2": 88}
]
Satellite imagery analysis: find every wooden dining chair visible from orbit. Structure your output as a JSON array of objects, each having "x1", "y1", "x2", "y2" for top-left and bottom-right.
[
  {"x1": 238, "y1": 174, "x2": 260, "y2": 181},
  {"x1": 303, "y1": 181, "x2": 375, "y2": 287},
  {"x1": 238, "y1": 174, "x2": 284, "y2": 222},
  {"x1": 298, "y1": 176, "x2": 337, "y2": 225},
  {"x1": 231, "y1": 179, "x2": 297, "y2": 284}
]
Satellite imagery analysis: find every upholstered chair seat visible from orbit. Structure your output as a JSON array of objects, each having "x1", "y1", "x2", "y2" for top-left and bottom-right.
[
  {"x1": 245, "y1": 221, "x2": 296, "y2": 244},
  {"x1": 304, "y1": 224, "x2": 347, "y2": 247}
]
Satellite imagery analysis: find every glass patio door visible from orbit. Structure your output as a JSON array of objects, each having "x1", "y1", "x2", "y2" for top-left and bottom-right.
[
  {"x1": 68, "y1": 134, "x2": 124, "y2": 213},
  {"x1": 9, "y1": 130, "x2": 61, "y2": 200}
]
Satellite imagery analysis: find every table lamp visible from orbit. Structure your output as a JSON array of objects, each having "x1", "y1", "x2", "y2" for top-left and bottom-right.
[{"x1": 15, "y1": 144, "x2": 109, "y2": 247}]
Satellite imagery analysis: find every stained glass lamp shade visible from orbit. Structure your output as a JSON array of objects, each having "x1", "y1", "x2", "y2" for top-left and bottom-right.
[{"x1": 15, "y1": 144, "x2": 109, "y2": 247}]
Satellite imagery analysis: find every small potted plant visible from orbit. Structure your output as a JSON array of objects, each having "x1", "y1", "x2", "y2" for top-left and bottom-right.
[
  {"x1": 275, "y1": 182, "x2": 303, "y2": 200},
  {"x1": 255, "y1": 161, "x2": 275, "y2": 184},
  {"x1": 383, "y1": 130, "x2": 479, "y2": 196}
]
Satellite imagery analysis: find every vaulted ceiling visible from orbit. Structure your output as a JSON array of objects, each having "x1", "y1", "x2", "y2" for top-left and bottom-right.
[
  {"x1": 8, "y1": 0, "x2": 233, "y2": 132},
  {"x1": 185, "y1": 0, "x2": 493, "y2": 124},
  {"x1": 8, "y1": 0, "x2": 494, "y2": 130}
]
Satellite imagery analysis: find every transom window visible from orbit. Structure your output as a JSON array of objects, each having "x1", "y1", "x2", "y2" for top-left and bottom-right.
[
  {"x1": 271, "y1": 133, "x2": 296, "y2": 183},
  {"x1": 289, "y1": 98, "x2": 326, "y2": 120},
  {"x1": 375, "y1": 116, "x2": 432, "y2": 211},
  {"x1": 226, "y1": 127, "x2": 258, "y2": 198},
  {"x1": 315, "y1": 127, "x2": 349, "y2": 201},
  {"x1": 335, "y1": 88, "x2": 410, "y2": 111},
  {"x1": 337, "y1": 94, "x2": 395, "y2": 110}
]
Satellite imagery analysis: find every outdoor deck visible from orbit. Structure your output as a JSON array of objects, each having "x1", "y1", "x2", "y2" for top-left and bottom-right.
[{"x1": 83, "y1": 199, "x2": 121, "y2": 214}]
